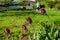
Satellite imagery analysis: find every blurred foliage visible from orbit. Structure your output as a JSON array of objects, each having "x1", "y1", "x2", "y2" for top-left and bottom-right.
[
  {"x1": 46, "y1": 0, "x2": 60, "y2": 8},
  {"x1": 0, "y1": 0, "x2": 13, "y2": 5}
]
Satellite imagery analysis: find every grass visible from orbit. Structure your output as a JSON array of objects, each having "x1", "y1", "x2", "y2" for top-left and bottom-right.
[{"x1": 0, "y1": 9, "x2": 60, "y2": 40}]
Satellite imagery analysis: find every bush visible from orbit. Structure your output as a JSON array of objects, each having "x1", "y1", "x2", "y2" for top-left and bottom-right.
[
  {"x1": 40, "y1": 4, "x2": 45, "y2": 8},
  {"x1": 53, "y1": 4, "x2": 60, "y2": 9},
  {"x1": 47, "y1": 1, "x2": 57, "y2": 8}
]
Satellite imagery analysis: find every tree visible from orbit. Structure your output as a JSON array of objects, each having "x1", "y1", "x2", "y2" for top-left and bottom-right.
[{"x1": 0, "y1": 0, "x2": 13, "y2": 6}]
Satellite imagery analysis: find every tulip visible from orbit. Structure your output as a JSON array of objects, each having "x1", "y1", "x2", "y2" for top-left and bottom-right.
[
  {"x1": 4, "y1": 28, "x2": 10, "y2": 34},
  {"x1": 22, "y1": 25, "x2": 27, "y2": 30},
  {"x1": 41, "y1": 8, "x2": 46, "y2": 14},
  {"x1": 26, "y1": 17, "x2": 32, "y2": 24},
  {"x1": 20, "y1": 34, "x2": 25, "y2": 39}
]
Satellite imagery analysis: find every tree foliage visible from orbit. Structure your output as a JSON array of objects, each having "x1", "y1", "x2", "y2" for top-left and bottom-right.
[{"x1": 0, "y1": 0, "x2": 13, "y2": 5}]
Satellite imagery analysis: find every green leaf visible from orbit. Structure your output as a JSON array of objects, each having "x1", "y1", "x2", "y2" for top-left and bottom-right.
[
  {"x1": 28, "y1": 35, "x2": 32, "y2": 40},
  {"x1": 54, "y1": 30, "x2": 58, "y2": 38},
  {"x1": 37, "y1": 33, "x2": 39, "y2": 40},
  {"x1": 45, "y1": 37, "x2": 48, "y2": 40},
  {"x1": 50, "y1": 22, "x2": 54, "y2": 35},
  {"x1": 33, "y1": 33, "x2": 36, "y2": 39},
  {"x1": 58, "y1": 38, "x2": 60, "y2": 40}
]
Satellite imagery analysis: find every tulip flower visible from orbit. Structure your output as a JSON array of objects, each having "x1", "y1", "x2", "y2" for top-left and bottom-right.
[
  {"x1": 22, "y1": 25, "x2": 27, "y2": 30},
  {"x1": 20, "y1": 34, "x2": 25, "y2": 39},
  {"x1": 26, "y1": 17, "x2": 32, "y2": 24},
  {"x1": 4, "y1": 28, "x2": 10, "y2": 34},
  {"x1": 41, "y1": 8, "x2": 46, "y2": 14}
]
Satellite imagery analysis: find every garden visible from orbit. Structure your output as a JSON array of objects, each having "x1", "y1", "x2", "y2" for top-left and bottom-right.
[
  {"x1": 0, "y1": 0, "x2": 60, "y2": 40},
  {"x1": 0, "y1": 9, "x2": 60, "y2": 40}
]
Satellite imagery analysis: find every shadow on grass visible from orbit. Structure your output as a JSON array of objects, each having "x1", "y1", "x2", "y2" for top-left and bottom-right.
[
  {"x1": 0, "y1": 9, "x2": 60, "y2": 17},
  {"x1": 0, "y1": 11, "x2": 40, "y2": 17}
]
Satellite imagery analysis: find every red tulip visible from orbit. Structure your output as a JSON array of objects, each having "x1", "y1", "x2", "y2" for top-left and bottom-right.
[
  {"x1": 4, "y1": 28, "x2": 10, "y2": 34},
  {"x1": 41, "y1": 8, "x2": 46, "y2": 14},
  {"x1": 26, "y1": 17, "x2": 32, "y2": 24},
  {"x1": 22, "y1": 25, "x2": 27, "y2": 30},
  {"x1": 20, "y1": 34, "x2": 25, "y2": 39}
]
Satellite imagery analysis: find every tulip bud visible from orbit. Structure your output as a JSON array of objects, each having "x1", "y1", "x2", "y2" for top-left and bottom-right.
[
  {"x1": 26, "y1": 17, "x2": 32, "y2": 24},
  {"x1": 41, "y1": 8, "x2": 46, "y2": 14},
  {"x1": 20, "y1": 34, "x2": 25, "y2": 39},
  {"x1": 22, "y1": 25, "x2": 27, "y2": 30},
  {"x1": 4, "y1": 28, "x2": 10, "y2": 34}
]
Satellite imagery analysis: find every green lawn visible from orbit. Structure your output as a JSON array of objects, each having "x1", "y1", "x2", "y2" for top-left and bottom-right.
[{"x1": 0, "y1": 9, "x2": 60, "y2": 40}]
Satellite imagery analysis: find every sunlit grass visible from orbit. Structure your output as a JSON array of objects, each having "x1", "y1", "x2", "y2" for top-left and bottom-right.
[{"x1": 0, "y1": 9, "x2": 60, "y2": 40}]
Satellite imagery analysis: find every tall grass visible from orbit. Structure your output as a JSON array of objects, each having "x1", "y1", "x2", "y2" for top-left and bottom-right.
[{"x1": 0, "y1": 9, "x2": 60, "y2": 40}]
